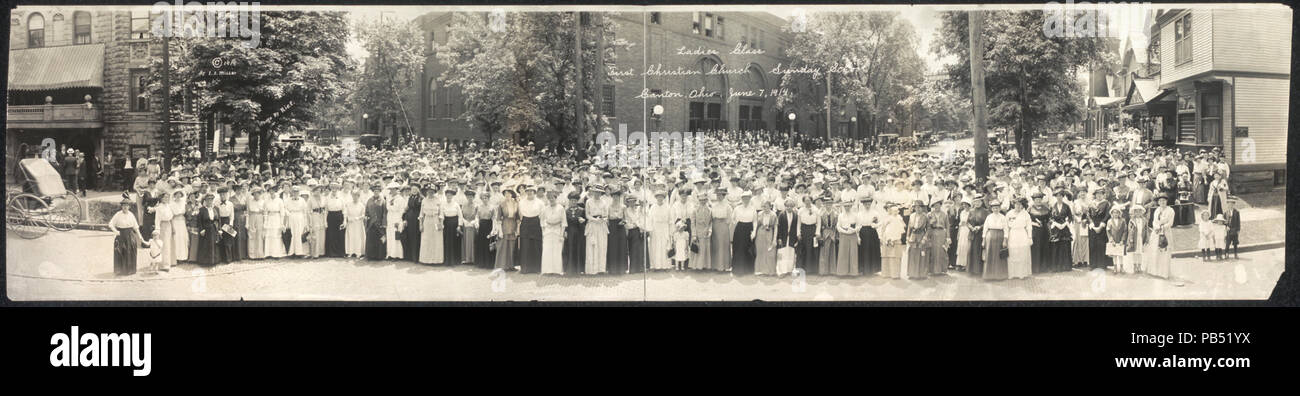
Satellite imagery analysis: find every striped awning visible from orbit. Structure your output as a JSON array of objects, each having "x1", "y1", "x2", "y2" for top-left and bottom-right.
[{"x1": 7, "y1": 44, "x2": 104, "y2": 91}]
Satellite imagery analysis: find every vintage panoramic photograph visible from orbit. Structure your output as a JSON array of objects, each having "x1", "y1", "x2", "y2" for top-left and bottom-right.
[{"x1": 4, "y1": 3, "x2": 1289, "y2": 301}]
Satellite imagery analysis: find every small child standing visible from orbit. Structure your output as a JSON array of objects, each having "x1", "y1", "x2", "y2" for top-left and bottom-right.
[
  {"x1": 1197, "y1": 211, "x2": 1214, "y2": 261},
  {"x1": 672, "y1": 219, "x2": 690, "y2": 271},
  {"x1": 144, "y1": 229, "x2": 164, "y2": 273},
  {"x1": 1210, "y1": 213, "x2": 1228, "y2": 260}
]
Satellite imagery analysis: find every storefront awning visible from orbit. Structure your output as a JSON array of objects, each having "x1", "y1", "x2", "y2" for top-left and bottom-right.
[
  {"x1": 1089, "y1": 96, "x2": 1125, "y2": 108},
  {"x1": 1123, "y1": 78, "x2": 1173, "y2": 111},
  {"x1": 7, "y1": 44, "x2": 104, "y2": 91}
]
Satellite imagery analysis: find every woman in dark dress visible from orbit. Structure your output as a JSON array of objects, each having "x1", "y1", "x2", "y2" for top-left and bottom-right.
[
  {"x1": 1028, "y1": 193, "x2": 1050, "y2": 274},
  {"x1": 110, "y1": 198, "x2": 144, "y2": 276},
  {"x1": 606, "y1": 189, "x2": 629, "y2": 274},
  {"x1": 475, "y1": 190, "x2": 495, "y2": 269},
  {"x1": 404, "y1": 187, "x2": 423, "y2": 262},
  {"x1": 796, "y1": 197, "x2": 820, "y2": 274},
  {"x1": 1047, "y1": 190, "x2": 1074, "y2": 272},
  {"x1": 730, "y1": 192, "x2": 756, "y2": 276},
  {"x1": 364, "y1": 185, "x2": 387, "y2": 260},
  {"x1": 518, "y1": 187, "x2": 545, "y2": 274},
  {"x1": 186, "y1": 194, "x2": 201, "y2": 262},
  {"x1": 1087, "y1": 190, "x2": 1112, "y2": 270},
  {"x1": 325, "y1": 186, "x2": 346, "y2": 258},
  {"x1": 195, "y1": 194, "x2": 221, "y2": 266},
  {"x1": 561, "y1": 191, "x2": 586, "y2": 275},
  {"x1": 233, "y1": 185, "x2": 250, "y2": 260},
  {"x1": 494, "y1": 189, "x2": 520, "y2": 271},
  {"x1": 858, "y1": 196, "x2": 882, "y2": 276},
  {"x1": 626, "y1": 196, "x2": 647, "y2": 274},
  {"x1": 140, "y1": 189, "x2": 159, "y2": 239}
]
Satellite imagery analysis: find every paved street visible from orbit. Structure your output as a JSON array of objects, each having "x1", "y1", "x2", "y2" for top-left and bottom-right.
[{"x1": 7, "y1": 228, "x2": 1284, "y2": 301}]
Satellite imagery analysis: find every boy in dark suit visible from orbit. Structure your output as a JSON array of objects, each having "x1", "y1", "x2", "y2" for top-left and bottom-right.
[{"x1": 1224, "y1": 198, "x2": 1241, "y2": 259}]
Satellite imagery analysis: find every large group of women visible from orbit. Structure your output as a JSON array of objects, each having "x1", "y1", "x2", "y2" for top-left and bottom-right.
[{"x1": 109, "y1": 131, "x2": 1239, "y2": 283}]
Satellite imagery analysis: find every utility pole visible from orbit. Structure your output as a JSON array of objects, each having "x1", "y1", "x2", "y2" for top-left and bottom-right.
[
  {"x1": 594, "y1": 13, "x2": 605, "y2": 137},
  {"x1": 161, "y1": 34, "x2": 173, "y2": 171},
  {"x1": 968, "y1": 11, "x2": 989, "y2": 183},
  {"x1": 573, "y1": 12, "x2": 584, "y2": 155}
]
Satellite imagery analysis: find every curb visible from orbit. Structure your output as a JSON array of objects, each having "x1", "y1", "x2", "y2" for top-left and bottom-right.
[{"x1": 1168, "y1": 241, "x2": 1284, "y2": 258}]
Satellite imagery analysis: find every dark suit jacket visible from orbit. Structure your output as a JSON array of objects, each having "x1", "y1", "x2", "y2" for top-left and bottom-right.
[
  {"x1": 365, "y1": 197, "x2": 386, "y2": 231},
  {"x1": 1226, "y1": 209, "x2": 1241, "y2": 233},
  {"x1": 198, "y1": 206, "x2": 219, "y2": 237},
  {"x1": 775, "y1": 210, "x2": 799, "y2": 247}
]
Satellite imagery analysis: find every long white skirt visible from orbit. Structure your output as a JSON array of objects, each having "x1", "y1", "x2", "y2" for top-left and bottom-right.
[
  {"x1": 585, "y1": 222, "x2": 608, "y2": 274},
  {"x1": 172, "y1": 217, "x2": 189, "y2": 261},
  {"x1": 648, "y1": 224, "x2": 672, "y2": 270},
  {"x1": 541, "y1": 228, "x2": 564, "y2": 275},
  {"x1": 345, "y1": 218, "x2": 366, "y2": 256},
  {"x1": 287, "y1": 213, "x2": 309, "y2": 256},
  {"x1": 386, "y1": 218, "x2": 404, "y2": 259}
]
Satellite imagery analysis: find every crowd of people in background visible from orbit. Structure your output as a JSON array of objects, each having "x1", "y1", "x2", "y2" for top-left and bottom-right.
[{"x1": 95, "y1": 129, "x2": 1243, "y2": 281}]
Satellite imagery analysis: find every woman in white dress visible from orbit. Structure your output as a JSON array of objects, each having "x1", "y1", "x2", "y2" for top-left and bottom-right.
[
  {"x1": 285, "y1": 190, "x2": 310, "y2": 257},
  {"x1": 540, "y1": 191, "x2": 566, "y2": 275},
  {"x1": 170, "y1": 190, "x2": 189, "y2": 262},
  {"x1": 385, "y1": 186, "x2": 407, "y2": 259},
  {"x1": 954, "y1": 200, "x2": 973, "y2": 270},
  {"x1": 246, "y1": 189, "x2": 265, "y2": 260},
  {"x1": 1146, "y1": 196, "x2": 1175, "y2": 278},
  {"x1": 344, "y1": 189, "x2": 367, "y2": 257},
  {"x1": 418, "y1": 188, "x2": 443, "y2": 264},
  {"x1": 647, "y1": 190, "x2": 673, "y2": 270},
  {"x1": 584, "y1": 187, "x2": 610, "y2": 275},
  {"x1": 154, "y1": 192, "x2": 176, "y2": 271},
  {"x1": 263, "y1": 190, "x2": 287, "y2": 258},
  {"x1": 1006, "y1": 198, "x2": 1034, "y2": 279}
]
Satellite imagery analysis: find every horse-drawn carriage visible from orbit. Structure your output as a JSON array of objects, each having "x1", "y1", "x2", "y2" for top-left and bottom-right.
[{"x1": 6, "y1": 158, "x2": 85, "y2": 239}]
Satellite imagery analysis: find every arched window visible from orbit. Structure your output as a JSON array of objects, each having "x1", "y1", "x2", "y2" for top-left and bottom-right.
[
  {"x1": 27, "y1": 13, "x2": 45, "y2": 48},
  {"x1": 428, "y1": 78, "x2": 439, "y2": 119},
  {"x1": 689, "y1": 57, "x2": 727, "y2": 132},
  {"x1": 74, "y1": 11, "x2": 91, "y2": 44}
]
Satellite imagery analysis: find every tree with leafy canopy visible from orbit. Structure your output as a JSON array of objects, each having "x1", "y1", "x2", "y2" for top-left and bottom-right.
[
  {"x1": 437, "y1": 12, "x2": 629, "y2": 151},
  {"x1": 907, "y1": 78, "x2": 971, "y2": 135},
  {"x1": 152, "y1": 11, "x2": 353, "y2": 167},
  {"x1": 355, "y1": 17, "x2": 424, "y2": 146},
  {"x1": 775, "y1": 12, "x2": 925, "y2": 142},
  {"x1": 933, "y1": 10, "x2": 1114, "y2": 160}
]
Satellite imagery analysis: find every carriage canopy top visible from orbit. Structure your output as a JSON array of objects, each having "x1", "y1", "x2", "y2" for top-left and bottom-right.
[{"x1": 18, "y1": 158, "x2": 67, "y2": 196}]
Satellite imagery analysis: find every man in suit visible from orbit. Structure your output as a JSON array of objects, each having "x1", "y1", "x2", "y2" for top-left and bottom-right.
[
  {"x1": 1224, "y1": 198, "x2": 1241, "y2": 259},
  {"x1": 402, "y1": 185, "x2": 422, "y2": 262},
  {"x1": 364, "y1": 184, "x2": 387, "y2": 260},
  {"x1": 62, "y1": 149, "x2": 80, "y2": 193},
  {"x1": 776, "y1": 199, "x2": 800, "y2": 249}
]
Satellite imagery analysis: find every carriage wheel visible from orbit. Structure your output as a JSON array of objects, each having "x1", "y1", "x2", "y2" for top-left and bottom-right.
[
  {"x1": 45, "y1": 193, "x2": 84, "y2": 232},
  {"x1": 6, "y1": 193, "x2": 51, "y2": 239}
]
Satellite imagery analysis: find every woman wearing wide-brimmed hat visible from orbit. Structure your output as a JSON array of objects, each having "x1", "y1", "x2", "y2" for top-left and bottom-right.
[
  {"x1": 878, "y1": 203, "x2": 906, "y2": 279},
  {"x1": 981, "y1": 199, "x2": 1009, "y2": 281},
  {"x1": 110, "y1": 197, "x2": 145, "y2": 276},
  {"x1": 905, "y1": 199, "x2": 930, "y2": 279}
]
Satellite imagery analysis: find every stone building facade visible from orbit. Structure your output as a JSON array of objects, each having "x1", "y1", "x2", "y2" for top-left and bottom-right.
[{"x1": 7, "y1": 7, "x2": 200, "y2": 184}]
